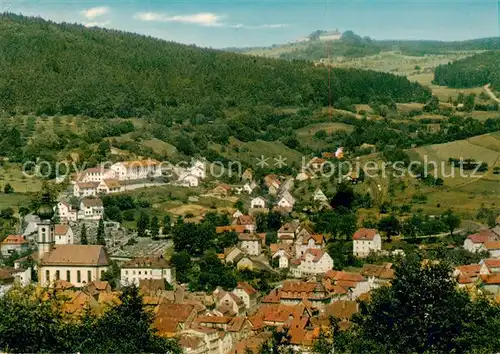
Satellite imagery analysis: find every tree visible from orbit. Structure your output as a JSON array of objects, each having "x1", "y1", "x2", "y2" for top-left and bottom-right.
[
  {"x1": 136, "y1": 211, "x2": 150, "y2": 237},
  {"x1": 80, "y1": 224, "x2": 88, "y2": 245},
  {"x1": 442, "y1": 209, "x2": 461, "y2": 235},
  {"x1": 259, "y1": 327, "x2": 294, "y2": 354},
  {"x1": 150, "y1": 216, "x2": 160, "y2": 239},
  {"x1": 162, "y1": 214, "x2": 171, "y2": 235},
  {"x1": 171, "y1": 251, "x2": 193, "y2": 284},
  {"x1": 331, "y1": 182, "x2": 355, "y2": 210},
  {"x1": 96, "y1": 218, "x2": 106, "y2": 246},
  {"x1": 3, "y1": 183, "x2": 14, "y2": 194},
  {"x1": 378, "y1": 214, "x2": 400, "y2": 242},
  {"x1": 101, "y1": 260, "x2": 120, "y2": 289},
  {"x1": 336, "y1": 255, "x2": 500, "y2": 353}
]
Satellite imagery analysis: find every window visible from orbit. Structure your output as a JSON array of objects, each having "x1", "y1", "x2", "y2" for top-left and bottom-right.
[
  {"x1": 139, "y1": 271, "x2": 141, "y2": 275},
  {"x1": 46, "y1": 270, "x2": 50, "y2": 282},
  {"x1": 55, "y1": 270, "x2": 60, "y2": 280},
  {"x1": 77, "y1": 271, "x2": 81, "y2": 283},
  {"x1": 125, "y1": 270, "x2": 128, "y2": 275},
  {"x1": 88, "y1": 271, "x2": 91, "y2": 282},
  {"x1": 66, "y1": 270, "x2": 71, "y2": 282}
]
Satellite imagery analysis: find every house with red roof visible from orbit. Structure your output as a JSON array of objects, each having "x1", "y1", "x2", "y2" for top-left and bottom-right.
[
  {"x1": 353, "y1": 228, "x2": 382, "y2": 258},
  {"x1": 233, "y1": 282, "x2": 258, "y2": 309},
  {"x1": 290, "y1": 249, "x2": 333, "y2": 278},
  {"x1": 463, "y1": 229, "x2": 499, "y2": 253},
  {"x1": 1, "y1": 235, "x2": 29, "y2": 257}
]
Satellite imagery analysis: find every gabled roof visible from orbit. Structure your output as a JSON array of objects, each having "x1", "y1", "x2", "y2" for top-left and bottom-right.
[
  {"x1": 484, "y1": 241, "x2": 500, "y2": 250},
  {"x1": 101, "y1": 179, "x2": 121, "y2": 189},
  {"x1": 360, "y1": 263, "x2": 395, "y2": 279},
  {"x1": 76, "y1": 182, "x2": 99, "y2": 189},
  {"x1": 270, "y1": 243, "x2": 293, "y2": 255},
  {"x1": 1, "y1": 235, "x2": 28, "y2": 245},
  {"x1": 483, "y1": 258, "x2": 500, "y2": 269},
  {"x1": 54, "y1": 224, "x2": 70, "y2": 236},
  {"x1": 238, "y1": 233, "x2": 260, "y2": 242},
  {"x1": 303, "y1": 234, "x2": 324, "y2": 245},
  {"x1": 353, "y1": 228, "x2": 378, "y2": 241},
  {"x1": 237, "y1": 215, "x2": 255, "y2": 225},
  {"x1": 156, "y1": 303, "x2": 195, "y2": 322},
  {"x1": 481, "y1": 274, "x2": 500, "y2": 285},
  {"x1": 40, "y1": 245, "x2": 109, "y2": 266},
  {"x1": 236, "y1": 282, "x2": 257, "y2": 296},
  {"x1": 302, "y1": 249, "x2": 327, "y2": 263}
]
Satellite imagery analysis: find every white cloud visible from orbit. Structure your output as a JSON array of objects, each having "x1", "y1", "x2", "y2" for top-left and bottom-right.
[
  {"x1": 134, "y1": 12, "x2": 223, "y2": 27},
  {"x1": 81, "y1": 6, "x2": 110, "y2": 19},
  {"x1": 230, "y1": 23, "x2": 288, "y2": 30}
]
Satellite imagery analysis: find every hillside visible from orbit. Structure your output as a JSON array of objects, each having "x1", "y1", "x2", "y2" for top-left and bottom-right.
[
  {"x1": 237, "y1": 31, "x2": 500, "y2": 61},
  {"x1": 0, "y1": 14, "x2": 431, "y2": 119},
  {"x1": 433, "y1": 51, "x2": 500, "y2": 88}
]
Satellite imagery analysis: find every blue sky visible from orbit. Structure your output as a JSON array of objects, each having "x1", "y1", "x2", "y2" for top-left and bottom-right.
[{"x1": 4, "y1": 0, "x2": 500, "y2": 48}]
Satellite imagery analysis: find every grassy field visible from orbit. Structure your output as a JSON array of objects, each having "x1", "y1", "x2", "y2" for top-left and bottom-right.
[
  {"x1": 141, "y1": 139, "x2": 178, "y2": 157},
  {"x1": 0, "y1": 193, "x2": 31, "y2": 210},
  {"x1": 331, "y1": 51, "x2": 475, "y2": 76},
  {"x1": 296, "y1": 122, "x2": 354, "y2": 150},
  {"x1": 0, "y1": 164, "x2": 42, "y2": 193},
  {"x1": 407, "y1": 73, "x2": 485, "y2": 102}
]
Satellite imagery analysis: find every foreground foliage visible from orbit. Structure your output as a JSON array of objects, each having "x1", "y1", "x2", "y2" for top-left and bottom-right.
[
  {"x1": 314, "y1": 255, "x2": 500, "y2": 354},
  {"x1": 0, "y1": 285, "x2": 181, "y2": 353}
]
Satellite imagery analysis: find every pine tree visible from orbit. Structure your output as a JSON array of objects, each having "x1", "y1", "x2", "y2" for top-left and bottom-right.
[
  {"x1": 96, "y1": 218, "x2": 106, "y2": 246},
  {"x1": 80, "y1": 224, "x2": 88, "y2": 245},
  {"x1": 162, "y1": 214, "x2": 171, "y2": 235},
  {"x1": 52, "y1": 206, "x2": 60, "y2": 224},
  {"x1": 150, "y1": 216, "x2": 159, "y2": 239},
  {"x1": 137, "y1": 211, "x2": 150, "y2": 237}
]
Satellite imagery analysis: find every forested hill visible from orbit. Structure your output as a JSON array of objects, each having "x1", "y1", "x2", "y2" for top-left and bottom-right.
[
  {"x1": 433, "y1": 51, "x2": 500, "y2": 88},
  {"x1": 0, "y1": 14, "x2": 431, "y2": 118}
]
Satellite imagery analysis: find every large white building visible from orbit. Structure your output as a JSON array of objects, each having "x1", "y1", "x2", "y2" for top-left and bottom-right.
[
  {"x1": 353, "y1": 228, "x2": 382, "y2": 258},
  {"x1": 319, "y1": 30, "x2": 342, "y2": 41},
  {"x1": 120, "y1": 256, "x2": 176, "y2": 286},
  {"x1": 290, "y1": 249, "x2": 333, "y2": 278},
  {"x1": 110, "y1": 159, "x2": 162, "y2": 181},
  {"x1": 57, "y1": 201, "x2": 78, "y2": 222},
  {"x1": 79, "y1": 198, "x2": 104, "y2": 221}
]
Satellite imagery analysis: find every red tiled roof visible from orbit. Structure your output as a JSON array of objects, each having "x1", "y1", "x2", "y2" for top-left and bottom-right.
[
  {"x1": 54, "y1": 224, "x2": 70, "y2": 235},
  {"x1": 216, "y1": 225, "x2": 247, "y2": 233},
  {"x1": 484, "y1": 241, "x2": 500, "y2": 250},
  {"x1": 484, "y1": 259, "x2": 500, "y2": 268},
  {"x1": 302, "y1": 249, "x2": 326, "y2": 262},
  {"x1": 194, "y1": 315, "x2": 232, "y2": 324},
  {"x1": 1, "y1": 235, "x2": 28, "y2": 245},
  {"x1": 303, "y1": 234, "x2": 324, "y2": 245},
  {"x1": 353, "y1": 228, "x2": 378, "y2": 241},
  {"x1": 467, "y1": 234, "x2": 490, "y2": 244},
  {"x1": 238, "y1": 215, "x2": 255, "y2": 225},
  {"x1": 237, "y1": 282, "x2": 257, "y2": 296},
  {"x1": 156, "y1": 303, "x2": 195, "y2": 323},
  {"x1": 481, "y1": 274, "x2": 500, "y2": 284}
]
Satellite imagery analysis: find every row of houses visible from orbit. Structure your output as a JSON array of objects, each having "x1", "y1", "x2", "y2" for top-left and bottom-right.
[
  {"x1": 72, "y1": 159, "x2": 207, "y2": 197},
  {"x1": 57, "y1": 198, "x2": 104, "y2": 222}
]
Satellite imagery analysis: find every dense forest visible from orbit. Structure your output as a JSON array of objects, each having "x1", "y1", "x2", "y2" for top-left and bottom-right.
[
  {"x1": 433, "y1": 51, "x2": 500, "y2": 88},
  {"x1": 0, "y1": 14, "x2": 430, "y2": 119}
]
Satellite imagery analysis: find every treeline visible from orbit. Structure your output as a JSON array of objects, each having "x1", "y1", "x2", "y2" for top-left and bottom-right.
[
  {"x1": 277, "y1": 31, "x2": 500, "y2": 61},
  {"x1": 0, "y1": 14, "x2": 430, "y2": 119},
  {"x1": 433, "y1": 51, "x2": 500, "y2": 88}
]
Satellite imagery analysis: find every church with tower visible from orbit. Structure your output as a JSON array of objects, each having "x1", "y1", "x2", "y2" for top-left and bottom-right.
[{"x1": 36, "y1": 191, "x2": 110, "y2": 288}]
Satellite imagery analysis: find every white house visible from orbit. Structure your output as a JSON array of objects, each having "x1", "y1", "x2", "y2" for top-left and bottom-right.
[
  {"x1": 54, "y1": 224, "x2": 74, "y2": 245},
  {"x1": 110, "y1": 159, "x2": 162, "y2": 181},
  {"x1": 353, "y1": 228, "x2": 382, "y2": 258},
  {"x1": 272, "y1": 248, "x2": 292, "y2": 269},
  {"x1": 97, "y1": 179, "x2": 122, "y2": 194},
  {"x1": 463, "y1": 231, "x2": 495, "y2": 253},
  {"x1": 313, "y1": 188, "x2": 328, "y2": 203},
  {"x1": 177, "y1": 173, "x2": 200, "y2": 188},
  {"x1": 243, "y1": 181, "x2": 257, "y2": 194},
  {"x1": 276, "y1": 190, "x2": 295, "y2": 209},
  {"x1": 232, "y1": 210, "x2": 244, "y2": 219},
  {"x1": 73, "y1": 182, "x2": 98, "y2": 197},
  {"x1": 79, "y1": 167, "x2": 116, "y2": 183},
  {"x1": 233, "y1": 282, "x2": 258, "y2": 309},
  {"x1": 250, "y1": 197, "x2": 266, "y2": 209},
  {"x1": 291, "y1": 249, "x2": 333, "y2": 278},
  {"x1": 238, "y1": 233, "x2": 261, "y2": 256},
  {"x1": 79, "y1": 198, "x2": 104, "y2": 221},
  {"x1": 120, "y1": 256, "x2": 176, "y2": 286},
  {"x1": 57, "y1": 201, "x2": 78, "y2": 222},
  {"x1": 295, "y1": 234, "x2": 325, "y2": 258},
  {"x1": 188, "y1": 159, "x2": 206, "y2": 180},
  {"x1": 0, "y1": 235, "x2": 29, "y2": 257},
  {"x1": 0, "y1": 266, "x2": 32, "y2": 296}
]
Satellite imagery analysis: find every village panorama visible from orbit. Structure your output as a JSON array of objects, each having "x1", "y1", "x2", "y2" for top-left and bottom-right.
[{"x1": 2, "y1": 3, "x2": 500, "y2": 354}]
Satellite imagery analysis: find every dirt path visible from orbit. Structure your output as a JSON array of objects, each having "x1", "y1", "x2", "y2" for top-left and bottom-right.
[{"x1": 483, "y1": 84, "x2": 500, "y2": 103}]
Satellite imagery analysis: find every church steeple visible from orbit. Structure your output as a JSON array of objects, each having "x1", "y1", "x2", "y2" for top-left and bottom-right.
[{"x1": 37, "y1": 191, "x2": 55, "y2": 260}]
